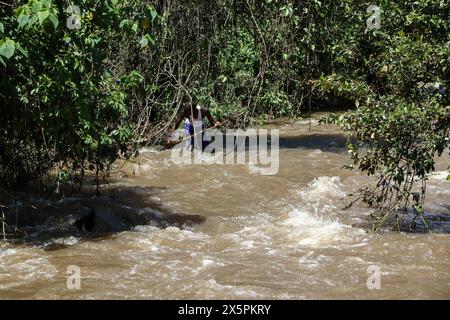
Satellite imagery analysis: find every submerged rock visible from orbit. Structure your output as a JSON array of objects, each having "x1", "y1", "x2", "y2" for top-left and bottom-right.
[
  {"x1": 92, "y1": 206, "x2": 130, "y2": 233},
  {"x1": 41, "y1": 204, "x2": 94, "y2": 234},
  {"x1": 1, "y1": 194, "x2": 205, "y2": 244}
]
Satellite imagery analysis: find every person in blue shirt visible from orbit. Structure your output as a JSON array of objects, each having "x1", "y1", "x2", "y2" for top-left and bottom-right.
[{"x1": 168, "y1": 100, "x2": 221, "y2": 150}]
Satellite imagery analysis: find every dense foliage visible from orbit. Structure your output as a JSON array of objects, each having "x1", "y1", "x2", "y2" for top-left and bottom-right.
[
  {"x1": 1, "y1": 0, "x2": 449, "y2": 229},
  {"x1": 318, "y1": 1, "x2": 449, "y2": 229},
  {"x1": 1, "y1": 0, "x2": 157, "y2": 188}
]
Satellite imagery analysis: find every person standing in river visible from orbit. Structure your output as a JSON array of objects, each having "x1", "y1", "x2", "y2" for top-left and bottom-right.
[{"x1": 167, "y1": 99, "x2": 221, "y2": 150}]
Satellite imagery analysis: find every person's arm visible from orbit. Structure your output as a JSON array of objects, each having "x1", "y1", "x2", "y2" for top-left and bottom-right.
[
  {"x1": 173, "y1": 111, "x2": 186, "y2": 131},
  {"x1": 204, "y1": 108, "x2": 221, "y2": 128},
  {"x1": 168, "y1": 106, "x2": 188, "y2": 143}
]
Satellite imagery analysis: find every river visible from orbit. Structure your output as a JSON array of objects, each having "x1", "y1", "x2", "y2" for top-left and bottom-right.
[{"x1": 1, "y1": 120, "x2": 449, "y2": 299}]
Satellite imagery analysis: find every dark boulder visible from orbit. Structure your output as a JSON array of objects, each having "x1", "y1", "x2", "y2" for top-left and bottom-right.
[
  {"x1": 41, "y1": 203, "x2": 94, "y2": 234},
  {"x1": 91, "y1": 205, "x2": 130, "y2": 233},
  {"x1": 1, "y1": 193, "x2": 206, "y2": 244}
]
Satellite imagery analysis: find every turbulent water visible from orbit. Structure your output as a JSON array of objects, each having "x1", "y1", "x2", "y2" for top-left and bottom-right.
[{"x1": 1, "y1": 120, "x2": 449, "y2": 299}]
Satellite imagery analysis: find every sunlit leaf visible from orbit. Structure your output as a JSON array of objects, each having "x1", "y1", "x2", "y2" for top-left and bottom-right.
[
  {"x1": 37, "y1": 10, "x2": 50, "y2": 25},
  {"x1": 0, "y1": 38, "x2": 15, "y2": 59}
]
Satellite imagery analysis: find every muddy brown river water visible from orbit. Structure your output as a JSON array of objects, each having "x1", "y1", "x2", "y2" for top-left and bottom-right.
[{"x1": 1, "y1": 120, "x2": 449, "y2": 299}]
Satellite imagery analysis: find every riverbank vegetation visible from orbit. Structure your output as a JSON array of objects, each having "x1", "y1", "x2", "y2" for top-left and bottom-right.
[{"x1": 1, "y1": 0, "x2": 449, "y2": 230}]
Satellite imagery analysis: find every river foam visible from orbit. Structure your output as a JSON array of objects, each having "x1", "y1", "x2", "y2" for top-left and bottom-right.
[{"x1": 0, "y1": 248, "x2": 57, "y2": 290}]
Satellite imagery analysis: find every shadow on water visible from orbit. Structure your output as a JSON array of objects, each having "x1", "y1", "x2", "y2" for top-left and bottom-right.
[
  {"x1": 278, "y1": 134, "x2": 348, "y2": 152},
  {"x1": 196, "y1": 132, "x2": 349, "y2": 155},
  {"x1": 1, "y1": 185, "x2": 206, "y2": 249}
]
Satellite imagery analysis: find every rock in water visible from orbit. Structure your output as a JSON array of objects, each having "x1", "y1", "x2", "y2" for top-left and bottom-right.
[
  {"x1": 92, "y1": 206, "x2": 129, "y2": 233},
  {"x1": 41, "y1": 204, "x2": 94, "y2": 234}
]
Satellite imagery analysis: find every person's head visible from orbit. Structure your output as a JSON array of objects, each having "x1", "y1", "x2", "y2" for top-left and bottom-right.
[
  {"x1": 181, "y1": 96, "x2": 192, "y2": 110},
  {"x1": 182, "y1": 101, "x2": 191, "y2": 108},
  {"x1": 181, "y1": 96, "x2": 198, "y2": 107}
]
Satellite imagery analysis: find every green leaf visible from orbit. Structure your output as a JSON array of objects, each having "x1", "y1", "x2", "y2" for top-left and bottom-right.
[
  {"x1": 0, "y1": 38, "x2": 15, "y2": 59},
  {"x1": 413, "y1": 204, "x2": 424, "y2": 216},
  {"x1": 0, "y1": 22, "x2": 4, "y2": 34},
  {"x1": 37, "y1": 10, "x2": 50, "y2": 25},
  {"x1": 139, "y1": 36, "x2": 148, "y2": 48},
  {"x1": 17, "y1": 14, "x2": 29, "y2": 28},
  {"x1": 48, "y1": 13, "x2": 59, "y2": 30},
  {"x1": 119, "y1": 19, "x2": 129, "y2": 29},
  {"x1": 145, "y1": 5, "x2": 158, "y2": 22},
  {"x1": 139, "y1": 34, "x2": 155, "y2": 48},
  {"x1": 150, "y1": 10, "x2": 157, "y2": 22},
  {"x1": 29, "y1": 14, "x2": 38, "y2": 26},
  {"x1": 373, "y1": 29, "x2": 389, "y2": 38}
]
